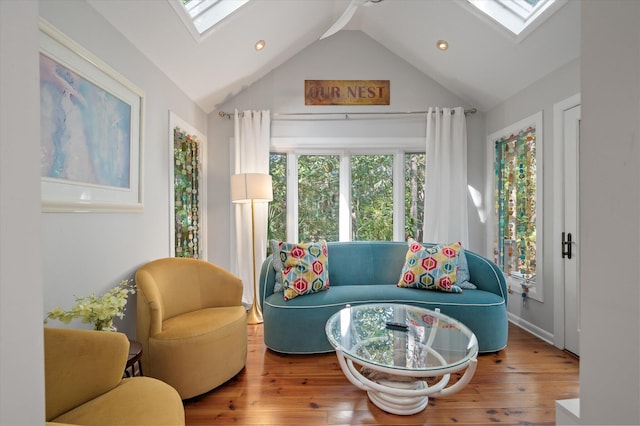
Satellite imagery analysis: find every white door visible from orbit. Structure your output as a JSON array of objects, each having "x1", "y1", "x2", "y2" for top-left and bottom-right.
[{"x1": 562, "y1": 104, "x2": 581, "y2": 356}]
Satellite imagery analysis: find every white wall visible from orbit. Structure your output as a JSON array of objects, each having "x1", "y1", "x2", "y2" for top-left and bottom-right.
[
  {"x1": 0, "y1": 2, "x2": 45, "y2": 424},
  {"x1": 38, "y1": 1, "x2": 207, "y2": 338},
  {"x1": 579, "y1": 1, "x2": 640, "y2": 423},
  {"x1": 207, "y1": 31, "x2": 485, "y2": 269},
  {"x1": 485, "y1": 58, "x2": 580, "y2": 337},
  {"x1": 1, "y1": 1, "x2": 207, "y2": 422}
]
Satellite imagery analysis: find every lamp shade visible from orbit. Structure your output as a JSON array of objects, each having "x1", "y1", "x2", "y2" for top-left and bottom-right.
[{"x1": 230, "y1": 173, "x2": 273, "y2": 203}]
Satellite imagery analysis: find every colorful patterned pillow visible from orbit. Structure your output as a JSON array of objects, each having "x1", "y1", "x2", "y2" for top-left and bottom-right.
[
  {"x1": 397, "y1": 239, "x2": 463, "y2": 293},
  {"x1": 280, "y1": 241, "x2": 330, "y2": 301}
]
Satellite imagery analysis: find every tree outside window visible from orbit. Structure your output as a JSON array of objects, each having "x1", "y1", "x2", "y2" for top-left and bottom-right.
[
  {"x1": 267, "y1": 153, "x2": 287, "y2": 251},
  {"x1": 351, "y1": 155, "x2": 393, "y2": 241},
  {"x1": 404, "y1": 153, "x2": 425, "y2": 241},
  {"x1": 298, "y1": 155, "x2": 340, "y2": 242}
]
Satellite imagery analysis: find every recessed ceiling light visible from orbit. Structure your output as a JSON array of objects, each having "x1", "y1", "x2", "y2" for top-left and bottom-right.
[
  {"x1": 255, "y1": 40, "x2": 266, "y2": 51},
  {"x1": 436, "y1": 40, "x2": 449, "y2": 51}
]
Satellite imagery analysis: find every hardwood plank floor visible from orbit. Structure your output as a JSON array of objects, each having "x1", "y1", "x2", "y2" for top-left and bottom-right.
[{"x1": 184, "y1": 322, "x2": 578, "y2": 425}]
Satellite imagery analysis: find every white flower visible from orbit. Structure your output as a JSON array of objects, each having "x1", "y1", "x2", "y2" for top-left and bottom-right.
[{"x1": 45, "y1": 280, "x2": 136, "y2": 331}]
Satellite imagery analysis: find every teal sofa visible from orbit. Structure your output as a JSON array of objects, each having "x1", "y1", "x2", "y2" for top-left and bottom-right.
[{"x1": 259, "y1": 241, "x2": 508, "y2": 354}]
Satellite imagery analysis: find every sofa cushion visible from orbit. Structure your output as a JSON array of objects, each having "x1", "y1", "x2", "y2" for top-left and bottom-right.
[
  {"x1": 263, "y1": 284, "x2": 506, "y2": 354},
  {"x1": 279, "y1": 241, "x2": 330, "y2": 301},
  {"x1": 149, "y1": 306, "x2": 247, "y2": 398},
  {"x1": 397, "y1": 239, "x2": 463, "y2": 293}
]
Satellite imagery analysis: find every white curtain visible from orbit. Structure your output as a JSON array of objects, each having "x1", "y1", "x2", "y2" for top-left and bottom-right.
[
  {"x1": 231, "y1": 110, "x2": 271, "y2": 307},
  {"x1": 423, "y1": 107, "x2": 469, "y2": 245}
]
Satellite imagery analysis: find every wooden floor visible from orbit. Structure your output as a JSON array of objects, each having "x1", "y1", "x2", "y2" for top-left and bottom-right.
[{"x1": 184, "y1": 322, "x2": 579, "y2": 425}]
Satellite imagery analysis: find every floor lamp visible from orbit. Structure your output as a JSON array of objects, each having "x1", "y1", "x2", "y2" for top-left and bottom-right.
[{"x1": 231, "y1": 173, "x2": 273, "y2": 324}]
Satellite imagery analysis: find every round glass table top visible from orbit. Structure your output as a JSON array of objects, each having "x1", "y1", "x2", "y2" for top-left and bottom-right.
[{"x1": 325, "y1": 303, "x2": 478, "y2": 373}]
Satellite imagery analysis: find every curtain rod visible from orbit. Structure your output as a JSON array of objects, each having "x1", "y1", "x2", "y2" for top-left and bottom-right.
[{"x1": 218, "y1": 108, "x2": 477, "y2": 120}]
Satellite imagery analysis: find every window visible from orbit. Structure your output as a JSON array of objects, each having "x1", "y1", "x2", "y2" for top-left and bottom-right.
[
  {"x1": 267, "y1": 151, "x2": 425, "y2": 244},
  {"x1": 404, "y1": 153, "x2": 426, "y2": 242},
  {"x1": 173, "y1": 128, "x2": 202, "y2": 258},
  {"x1": 169, "y1": 0, "x2": 251, "y2": 41},
  {"x1": 298, "y1": 155, "x2": 340, "y2": 242},
  {"x1": 465, "y1": 0, "x2": 565, "y2": 39},
  {"x1": 268, "y1": 153, "x2": 287, "y2": 246},
  {"x1": 351, "y1": 155, "x2": 394, "y2": 241},
  {"x1": 169, "y1": 112, "x2": 207, "y2": 260},
  {"x1": 490, "y1": 112, "x2": 542, "y2": 301}
]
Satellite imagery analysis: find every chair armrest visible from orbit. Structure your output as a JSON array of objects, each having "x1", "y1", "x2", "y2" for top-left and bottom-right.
[
  {"x1": 259, "y1": 255, "x2": 276, "y2": 304},
  {"x1": 135, "y1": 269, "x2": 164, "y2": 337},
  {"x1": 466, "y1": 250, "x2": 508, "y2": 302},
  {"x1": 44, "y1": 328, "x2": 129, "y2": 421}
]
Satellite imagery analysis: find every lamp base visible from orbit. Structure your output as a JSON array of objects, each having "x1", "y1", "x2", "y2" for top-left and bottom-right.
[{"x1": 247, "y1": 302, "x2": 263, "y2": 324}]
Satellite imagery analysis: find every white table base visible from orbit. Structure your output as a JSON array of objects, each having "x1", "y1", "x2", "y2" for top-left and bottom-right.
[
  {"x1": 335, "y1": 350, "x2": 478, "y2": 415},
  {"x1": 367, "y1": 379, "x2": 429, "y2": 415}
]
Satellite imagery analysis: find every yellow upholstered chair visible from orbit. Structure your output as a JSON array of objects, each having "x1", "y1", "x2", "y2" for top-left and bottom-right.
[
  {"x1": 135, "y1": 257, "x2": 247, "y2": 399},
  {"x1": 44, "y1": 327, "x2": 184, "y2": 425}
]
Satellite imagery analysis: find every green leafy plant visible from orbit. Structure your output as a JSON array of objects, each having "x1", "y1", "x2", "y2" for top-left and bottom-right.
[{"x1": 44, "y1": 280, "x2": 136, "y2": 331}]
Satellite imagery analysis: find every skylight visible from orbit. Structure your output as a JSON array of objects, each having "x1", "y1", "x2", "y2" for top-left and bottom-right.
[
  {"x1": 170, "y1": 0, "x2": 250, "y2": 41},
  {"x1": 466, "y1": 0, "x2": 565, "y2": 39}
]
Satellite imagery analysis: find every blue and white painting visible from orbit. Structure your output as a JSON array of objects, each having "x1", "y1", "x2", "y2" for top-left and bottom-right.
[{"x1": 40, "y1": 53, "x2": 131, "y2": 189}]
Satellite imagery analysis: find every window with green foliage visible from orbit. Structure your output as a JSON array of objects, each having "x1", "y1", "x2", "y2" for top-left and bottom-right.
[
  {"x1": 351, "y1": 155, "x2": 393, "y2": 241},
  {"x1": 494, "y1": 126, "x2": 537, "y2": 278},
  {"x1": 298, "y1": 155, "x2": 340, "y2": 242},
  {"x1": 404, "y1": 153, "x2": 425, "y2": 241},
  {"x1": 268, "y1": 150, "x2": 426, "y2": 244},
  {"x1": 173, "y1": 127, "x2": 201, "y2": 258},
  {"x1": 268, "y1": 153, "x2": 287, "y2": 250}
]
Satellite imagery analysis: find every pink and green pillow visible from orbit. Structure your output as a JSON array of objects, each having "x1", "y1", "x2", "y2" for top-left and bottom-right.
[
  {"x1": 278, "y1": 241, "x2": 330, "y2": 301},
  {"x1": 397, "y1": 239, "x2": 463, "y2": 293}
]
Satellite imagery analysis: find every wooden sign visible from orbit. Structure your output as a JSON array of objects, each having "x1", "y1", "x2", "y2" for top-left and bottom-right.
[{"x1": 305, "y1": 80, "x2": 390, "y2": 105}]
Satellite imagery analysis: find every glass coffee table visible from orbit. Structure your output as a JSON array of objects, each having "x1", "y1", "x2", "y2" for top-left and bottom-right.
[{"x1": 325, "y1": 303, "x2": 478, "y2": 415}]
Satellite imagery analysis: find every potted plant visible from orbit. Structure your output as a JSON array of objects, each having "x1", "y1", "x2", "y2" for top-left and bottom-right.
[{"x1": 45, "y1": 279, "x2": 136, "y2": 331}]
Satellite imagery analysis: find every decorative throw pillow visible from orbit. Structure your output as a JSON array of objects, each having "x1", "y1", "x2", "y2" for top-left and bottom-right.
[
  {"x1": 397, "y1": 239, "x2": 463, "y2": 293},
  {"x1": 456, "y1": 247, "x2": 477, "y2": 290},
  {"x1": 270, "y1": 240, "x2": 285, "y2": 293},
  {"x1": 280, "y1": 241, "x2": 330, "y2": 301},
  {"x1": 458, "y1": 280, "x2": 477, "y2": 290}
]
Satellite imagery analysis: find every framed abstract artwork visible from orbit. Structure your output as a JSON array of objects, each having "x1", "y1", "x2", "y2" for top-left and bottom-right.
[{"x1": 39, "y1": 18, "x2": 144, "y2": 212}]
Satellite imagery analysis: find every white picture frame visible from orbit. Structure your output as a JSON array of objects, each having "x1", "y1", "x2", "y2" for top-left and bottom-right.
[{"x1": 39, "y1": 18, "x2": 144, "y2": 213}]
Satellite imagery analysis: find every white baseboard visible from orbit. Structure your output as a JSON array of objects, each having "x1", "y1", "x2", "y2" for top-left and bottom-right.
[{"x1": 508, "y1": 312, "x2": 554, "y2": 345}]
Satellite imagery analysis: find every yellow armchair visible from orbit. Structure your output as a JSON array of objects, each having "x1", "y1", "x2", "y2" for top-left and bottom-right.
[
  {"x1": 135, "y1": 257, "x2": 247, "y2": 399},
  {"x1": 44, "y1": 327, "x2": 184, "y2": 425}
]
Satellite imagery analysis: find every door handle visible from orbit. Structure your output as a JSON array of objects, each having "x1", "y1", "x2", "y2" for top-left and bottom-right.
[{"x1": 562, "y1": 232, "x2": 573, "y2": 259}]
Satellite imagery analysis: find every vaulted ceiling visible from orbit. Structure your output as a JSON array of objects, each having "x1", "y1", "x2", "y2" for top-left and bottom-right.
[{"x1": 88, "y1": 0, "x2": 580, "y2": 114}]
